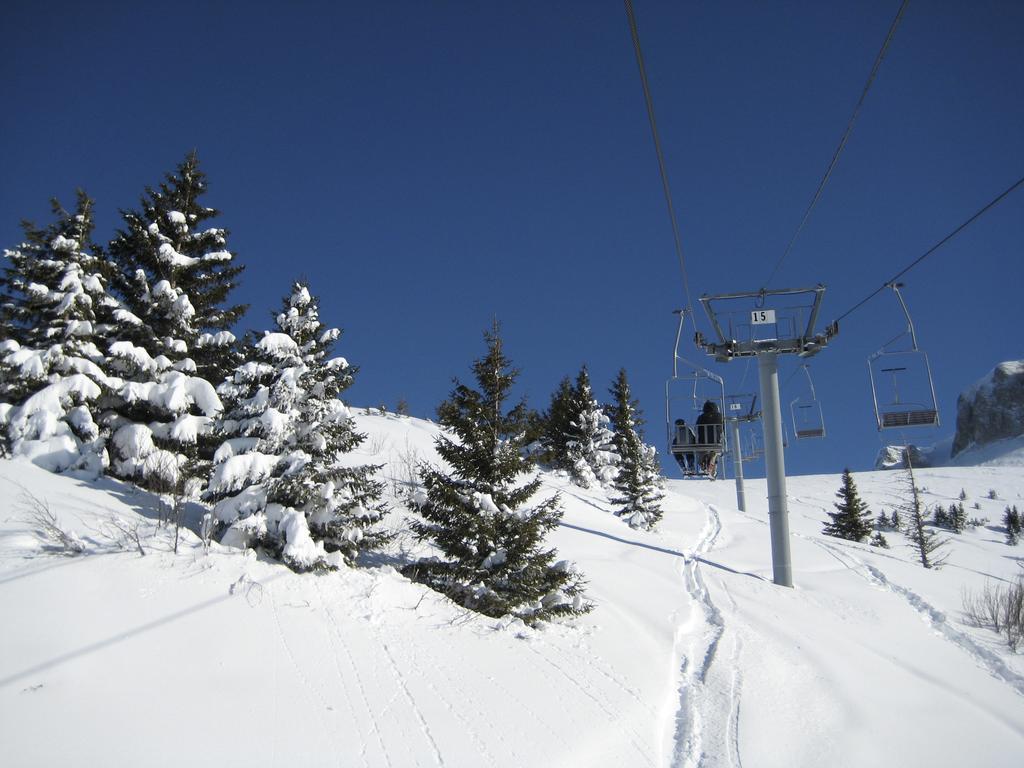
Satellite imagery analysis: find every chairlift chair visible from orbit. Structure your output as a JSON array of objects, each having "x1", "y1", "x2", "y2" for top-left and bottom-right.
[
  {"x1": 666, "y1": 310, "x2": 728, "y2": 479},
  {"x1": 789, "y1": 364, "x2": 826, "y2": 439},
  {"x1": 867, "y1": 283, "x2": 940, "y2": 430},
  {"x1": 744, "y1": 427, "x2": 764, "y2": 461}
]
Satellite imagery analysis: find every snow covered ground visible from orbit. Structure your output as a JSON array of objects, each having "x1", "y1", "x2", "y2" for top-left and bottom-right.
[{"x1": 2, "y1": 412, "x2": 1023, "y2": 767}]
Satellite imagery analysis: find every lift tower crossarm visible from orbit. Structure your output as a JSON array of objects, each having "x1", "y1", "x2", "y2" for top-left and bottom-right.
[{"x1": 696, "y1": 286, "x2": 837, "y2": 361}]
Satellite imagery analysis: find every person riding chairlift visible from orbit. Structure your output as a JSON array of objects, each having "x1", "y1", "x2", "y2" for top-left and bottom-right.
[
  {"x1": 671, "y1": 418, "x2": 697, "y2": 473},
  {"x1": 695, "y1": 400, "x2": 724, "y2": 479}
]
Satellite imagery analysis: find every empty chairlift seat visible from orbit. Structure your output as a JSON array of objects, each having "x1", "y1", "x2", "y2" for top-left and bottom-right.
[
  {"x1": 790, "y1": 365, "x2": 826, "y2": 440},
  {"x1": 879, "y1": 406, "x2": 939, "y2": 428},
  {"x1": 867, "y1": 284, "x2": 940, "y2": 431}
]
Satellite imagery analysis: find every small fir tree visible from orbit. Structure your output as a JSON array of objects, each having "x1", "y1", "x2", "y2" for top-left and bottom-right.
[
  {"x1": 948, "y1": 501, "x2": 967, "y2": 534},
  {"x1": 890, "y1": 508, "x2": 902, "y2": 531},
  {"x1": 404, "y1": 323, "x2": 591, "y2": 623},
  {"x1": 822, "y1": 469, "x2": 873, "y2": 542},
  {"x1": 206, "y1": 283, "x2": 388, "y2": 570},
  {"x1": 933, "y1": 505, "x2": 950, "y2": 529},
  {"x1": 870, "y1": 531, "x2": 890, "y2": 548},
  {"x1": 607, "y1": 369, "x2": 663, "y2": 529},
  {"x1": 1004, "y1": 505, "x2": 1022, "y2": 546},
  {"x1": 563, "y1": 366, "x2": 617, "y2": 488}
]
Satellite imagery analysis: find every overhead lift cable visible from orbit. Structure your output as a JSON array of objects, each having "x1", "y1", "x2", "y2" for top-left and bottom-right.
[
  {"x1": 763, "y1": 0, "x2": 911, "y2": 289},
  {"x1": 834, "y1": 173, "x2": 1024, "y2": 324},
  {"x1": 624, "y1": 0, "x2": 695, "y2": 315}
]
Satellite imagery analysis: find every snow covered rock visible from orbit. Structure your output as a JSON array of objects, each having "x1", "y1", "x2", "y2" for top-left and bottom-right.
[
  {"x1": 873, "y1": 444, "x2": 933, "y2": 470},
  {"x1": 952, "y1": 360, "x2": 1024, "y2": 458}
]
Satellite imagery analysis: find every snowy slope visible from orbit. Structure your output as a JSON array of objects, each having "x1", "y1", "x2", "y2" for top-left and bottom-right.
[{"x1": 1, "y1": 412, "x2": 1023, "y2": 767}]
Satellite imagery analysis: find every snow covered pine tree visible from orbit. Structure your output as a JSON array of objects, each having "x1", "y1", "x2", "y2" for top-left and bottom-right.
[
  {"x1": 403, "y1": 322, "x2": 591, "y2": 623},
  {"x1": 607, "y1": 368, "x2": 664, "y2": 530},
  {"x1": 0, "y1": 191, "x2": 122, "y2": 473},
  {"x1": 563, "y1": 366, "x2": 618, "y2": 489},
  {"x1": 104, "y1": 154, "x2": 246, "y2": 493},
  {"x1": 206, "y1": 283, "x2": 387, "y2": 571}
]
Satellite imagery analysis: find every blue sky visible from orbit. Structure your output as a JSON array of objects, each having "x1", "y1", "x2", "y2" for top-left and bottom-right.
[{"x1": 2, "y1": 1, "x2": 1022, "y2": 477}]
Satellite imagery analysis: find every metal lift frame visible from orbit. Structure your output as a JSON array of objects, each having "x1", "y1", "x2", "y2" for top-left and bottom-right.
[
  {"x1": 867, "y1": 283, "x2": 940, "y2": 430},
  {"x1": 790, "y1": 364, "x2": 826, "y2": 439}
]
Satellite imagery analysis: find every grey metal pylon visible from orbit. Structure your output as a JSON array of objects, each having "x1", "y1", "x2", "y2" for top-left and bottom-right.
[{"x1": 697, "y1": 286, "x2": 836, "y2": 587}]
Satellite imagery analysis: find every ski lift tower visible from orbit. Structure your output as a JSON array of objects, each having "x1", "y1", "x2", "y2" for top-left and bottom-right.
[
  {"x1": 696, "y1": 286, "x2": 837, "y2": 587},
  {"x1": 723, "y1": 392, "x2": 761, "y2": 514}
]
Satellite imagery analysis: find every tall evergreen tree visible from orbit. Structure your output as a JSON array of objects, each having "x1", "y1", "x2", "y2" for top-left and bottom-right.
[
  {"x1": 606, "y1": 368, "x2": 644, "y2": 445},
  {"x1": 206, "y1": 283, "x2": 388, "y2": 570},
  {"x1": 540, "y1": 375, "x2": 576, "y2": 469},
  {"x1": 607, "y1": 369, "x2": 664, "y2": 529},
  {"x1": 563, "y1": 366, "x2": 617, "y2": 488},
  {"x1": 108, "y1": 152, "x2": 246, "y2": 383},
  {"x1": 104, "y1": 154, "x2": 247, "y2": 488},
  {"x1": 0, "y1": 192, "x2": 123, "y2": 471},
  {"x1": 901, "y1": 458, "x2": 947, "y2": 568},
  {"x1": 823, "y1": 469, "x2": 873, "y2": 542},
  {"x1": 404, "y1": 323, "x2": 590, "y2": 623}
]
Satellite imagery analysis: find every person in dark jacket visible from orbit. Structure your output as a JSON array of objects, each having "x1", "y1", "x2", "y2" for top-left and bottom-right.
[{"x1": 695, "y1": 400, "x2": 724, "y2": 477}]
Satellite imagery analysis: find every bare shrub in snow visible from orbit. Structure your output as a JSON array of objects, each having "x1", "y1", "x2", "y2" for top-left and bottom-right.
[
  {"x1": 18, "y1": 490, "x2": 85, "y2": 554},
  {"x1": 963, "y1": 578, "x2": 1024, "y2": 651},
  {"x1": 388, "y1": 438, "x2": 421, "y2": 501},
  {"x1": 145, "y1": 450, "x2": 186, "y2": 553},
  {"x1": 367, "y1": 432, "x2": 387, "y2": 456},
  {"x1": 99, "y1": 514, "x2": 147, "y2": 557},
  {"x1": 200, "y1": 512, "x2": 215, "y2": 555}
]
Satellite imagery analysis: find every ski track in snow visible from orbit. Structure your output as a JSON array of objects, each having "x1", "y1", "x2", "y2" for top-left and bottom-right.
[
  {"x1": 268, "y1": 581, "x2": 345, "y2": 766},
  {"x1": 524, "y1": 642, "x2": 656, "y2": 766},
  {"x1": 437, "y1": 638, "x2": 564, "y2": 747},
  {"x1": 313, "y1": 579, "x2": 389, "y2": 768},
  {"x1": 356, "y1": 590, "x2": 507, "y2": 767},
  {"x1": 378, "y1": 635, "x2": 447, "y2": 767},
  {"x1": 805, "y1": 535, "x2": 1024, "y2": 698},
  {"x1": 671, "y1": 503, "x2": 743, "y2": 768},
  {"x1": 540, "y1": 634, "x2": 655, "y2": 717},
  {"x1": 399, "y1": 638, "x2": 509, "y2": 766}
]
